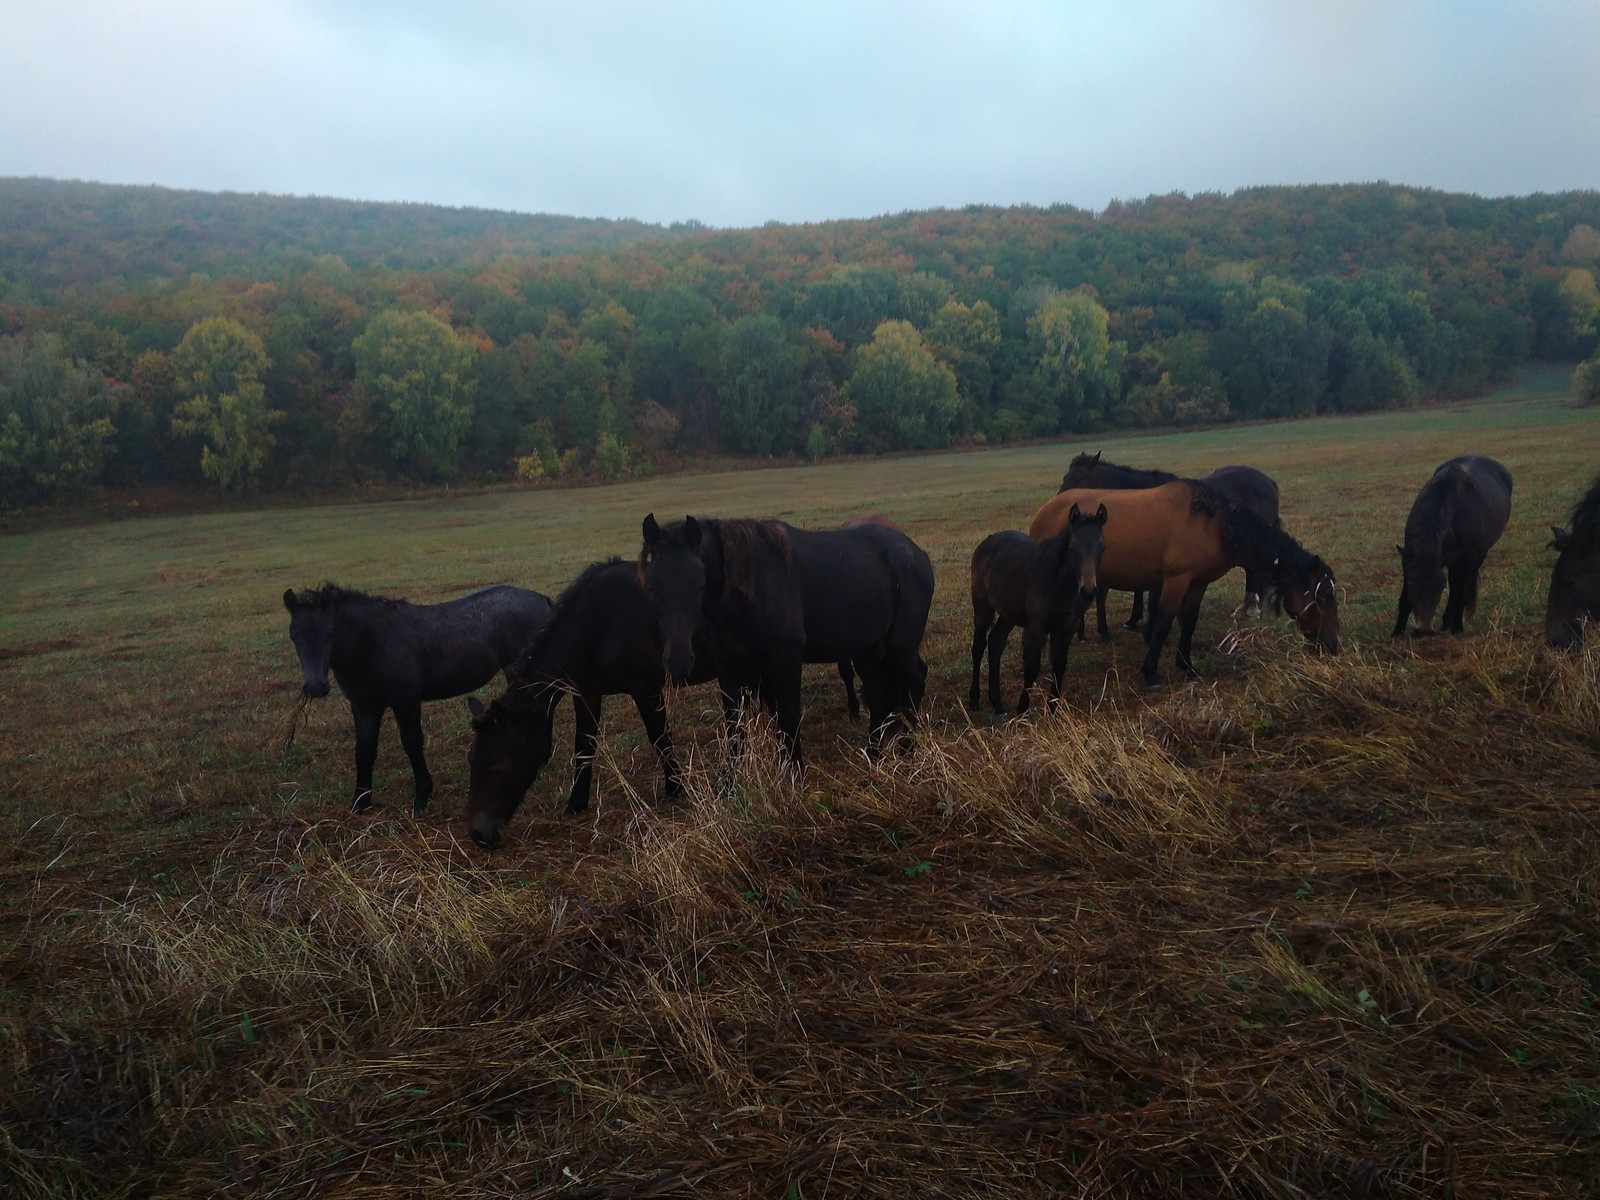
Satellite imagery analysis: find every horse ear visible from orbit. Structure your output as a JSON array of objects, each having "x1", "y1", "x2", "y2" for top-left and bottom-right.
[
  {"x1": 467, "y1": 696, "x2": 486, "y2": 719},
  {"x1": 1092, "y1": 451, "x2": 1102, "y2": 464},
  {"x1": 1067, "y1": 502, "x2": 1083, "y2": 525},
  {"x1": 642, "y1": 513, "x2": 661, "y2": 548},
  {"x1": 1094, "y1": 503, "x2": 1108, "y2": 525},
  {"x1": 683, "y1": 516, "x2": 701, "y2": 550},
  {"x1": 1550, "y1": 526, "x2": 1571, "y2": 551},
  {"x1": 283, "y1": 588, "x2": 298, "y2": 612}
]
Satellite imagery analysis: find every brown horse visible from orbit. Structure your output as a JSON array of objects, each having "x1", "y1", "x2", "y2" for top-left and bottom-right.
[
  {"x1": 1030, "y1": 481, "x2": 1339, "y2": 688},
  {"x1": 969, "y1": 503, "x2": 1108, "y2": 715}
]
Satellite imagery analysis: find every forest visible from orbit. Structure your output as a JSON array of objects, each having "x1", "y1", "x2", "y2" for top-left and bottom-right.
[{"x1": 2, "y1": 176, "x2": 1599, "y2": 508}]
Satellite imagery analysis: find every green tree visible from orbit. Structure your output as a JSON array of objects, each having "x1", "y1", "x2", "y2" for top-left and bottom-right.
[
  {"x1": 169, "y1": 317, "x2": 280, "y2": 493},
  {"x1": 842, "y1": 320, "x2": 958, "y2": 451},
  {"x1": 1026, "y1": 292, "x2": 1123, "y2": 431},
  {"x1": 0, "y1": 333, "x2": 121, "y2": 504},
  {"x1": 352, "y1": 309, "x2": 477, "y2": 480},
  {"x1": 720, "y1": 314, "x2": 799, "y2": 455},
  {"x1": 926, "y1": 299, "x2": 1001, "y2": 426},
  {"x1": 1212, "y1": 285, "x2": 1331, "y2": 419},
  {"x1": 1574, "y1": 355, "x2": 1600, "y2": 406}
]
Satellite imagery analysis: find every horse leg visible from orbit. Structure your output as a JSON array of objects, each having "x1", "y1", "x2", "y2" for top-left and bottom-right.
[
  {"x1": 1141, "y1": 580, "x2": 1188, "y2": 689},
  {"x1": 1047, "y1": 622, "x2": 1072, "y2": 710},
  {"x1": 1091, "y1": 587, "x2": 1110, "y2": 641},
  {"x1": 632, "y1": 691, "x2": 681, "y2": 803},
  {"x1": 567, "y1": 693, "x2": 601, "y2": 814},
  {"x1": 838, "y1": 660, "x2": 860, "y2": 720},
  {"x1": 970, "y1": 603, "x2": 995, "y2": 711},
  {"x1": 1444, "y1": 558, "x2": 1482, "y2": 634},
  {"x1": 350, "y1": 703, "x2": 383, "y2": 813},
  {"x1": 988, "y1": 618, "x2": 1015, "y2": 716},
  {"x1": 1174, "y1": 595, "x2": 1205, "y2": 677},
  {"x1": 391, "y1": 701, "x2": 433, "y2": 815},
  {"x1": 855, "y1": 654, "x2": 896, "y2": 758},
  {"x1": 770, "y1": 657, "x2": 805, "y2": 769},
  {"x1": 1392, "y1": 585, "x2": 1413, "y2": 638},
  {"x1": 1238, "y1": 569, "x2": 1264, "y2": 619},
  {"x1": 1019, "y1": 622, "x2": 1043, "y2": 714},
  {"x1": 1144, "y1": 581, "x2": 1164, "y2": 644},
  {"x1": 1125, "y1": 589, "x2": 1144, "y2": 633}
]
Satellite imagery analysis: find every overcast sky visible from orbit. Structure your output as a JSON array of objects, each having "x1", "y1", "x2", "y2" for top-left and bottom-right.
[{"x1": 3, "y1": 1, "x2": 1597, "y2": 228}]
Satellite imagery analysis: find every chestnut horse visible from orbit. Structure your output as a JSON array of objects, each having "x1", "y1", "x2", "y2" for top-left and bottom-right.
[{"x1": 1030, "y1": 481, "x2": 1338, "y2": 688}]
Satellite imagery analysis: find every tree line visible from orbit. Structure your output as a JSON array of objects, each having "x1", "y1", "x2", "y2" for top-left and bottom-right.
[{"x1": 3, "y1": 179, "x2": 1599, "y2": 507}]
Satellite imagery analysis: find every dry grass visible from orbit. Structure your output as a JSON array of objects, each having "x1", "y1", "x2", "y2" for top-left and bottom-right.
[{"x1": 2, "y1": 379, "x2": 1599, "y2": 1197}]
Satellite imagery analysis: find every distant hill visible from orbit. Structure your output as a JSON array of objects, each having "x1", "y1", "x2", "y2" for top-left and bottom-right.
[{"x1": 0, "y1": 177, "x2": 687, "y2": 291}]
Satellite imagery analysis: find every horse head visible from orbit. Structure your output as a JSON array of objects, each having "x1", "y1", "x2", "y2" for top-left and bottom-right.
[
  {"x1": 1545, "y1": 525, "x2": 1598, "y2": 649},
  {"x1": 1395, "y1": 542, "x2": 1454, "y2": 635},
  {"x1": 283, "y1": 587, "x2": 334, "y2": 698},
  {"x1": 640, "y1": 513, "x2": 706, "y2": 683},
  {"x1": 1277, "y1": 557, "x2": 1341, "y2": 655},
  {"x1": 1063, "y1": 502, "x2": 1109, "y2": 604},
  {"x1": 1059, "y1": 450, "x2": 1103, "y2": 493},
  {"x1": 465, "y1": 692, "x2": 556, "y2": 849}
]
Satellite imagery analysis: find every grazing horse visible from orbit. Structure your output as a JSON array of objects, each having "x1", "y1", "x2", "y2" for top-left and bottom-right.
[
  {"x1": 1059, "y1": 452, "x2": 1282, "y2": 635},
  {"x1": 1393, "y1": 455, "x2": 1513, "y2": 637},
  {"x1": 639, "y1": 514, "x2": 934, "y2": 765},
  {"x1": 463, "y1": 559, "x2": 719, "y2": 849},
  {"x1": 969, "y1": 503, "x2": 1108, "y2": 716},
  {"x1": 1546, "y1": 471, "x2": 1600, "y2": 649},
  {"x1": 283, "y1": 583, "x2": 552, "y2": 813},
  {"x1": 1030, "y1": 482, "x2": 1339, "y2": 688}
]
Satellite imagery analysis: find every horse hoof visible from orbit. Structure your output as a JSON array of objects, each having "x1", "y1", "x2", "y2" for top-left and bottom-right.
[
  {"x1": 350, "y1": 792, "x2": 374, "y2": 814},
  {"x1": 412, "y1": 800, "x2": 431, "y2": 815},
  {"x1": 1142, "y1": 678, "x2": 1162, "y2": 691}
]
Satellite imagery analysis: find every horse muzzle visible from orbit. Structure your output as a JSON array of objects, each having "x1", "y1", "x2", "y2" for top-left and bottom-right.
[
  {"x1": 662, "y1": 650, "x2": 695, "y2": 685},
  {"x1": 302, "y1": 680, "x2": 330, "y2": 699},
  {"x1": 469, "y1": 815, "x2": 505, "y2": 850},
  {"x1": 1319, "y1": 630, "x2": 1341, "y2": 655}
]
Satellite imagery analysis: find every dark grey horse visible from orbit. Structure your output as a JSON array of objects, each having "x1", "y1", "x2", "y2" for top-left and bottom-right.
[
  {"x1": 1393, "y1": 455, "x2": 1513, "y2": 636},
  {"x1": 1545, "y1": 472, "x2": 1600, "y2": 648},
  {"x1": 1059, "y1": 452, "x2": 1281, "y2": 636},
  {"x1": 284, "y1": 583, "x2": 551, "y2": 812}
]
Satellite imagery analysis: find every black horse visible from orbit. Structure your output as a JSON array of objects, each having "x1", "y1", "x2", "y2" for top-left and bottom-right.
[
  {"x1": 463, "y1": 559, "x2": 719, "y2": 849},
  {"x1": 969, "y1": 503, "x2": 1108, "y2": 716},
  {"x1": 1393, "y1": 455, "x2": 1513, "y2": 637},
  {"x1": 639, "y1": 514, "x2": 934, "y2": 766},
  {"x1": 1059, "y1": 452, "x2": 1281, "y2": 636},
  {"x1": 283, "y1": 583, "x2": 551, "y2": 813},
  {"x1": 1545, "y1": 472, "x2": 1600, "y2": 649}
]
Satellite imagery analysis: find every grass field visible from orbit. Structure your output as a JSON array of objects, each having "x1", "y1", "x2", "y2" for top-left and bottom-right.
[{"x1": 2, "y1": 366, "x2": 1599, "y2": 1197}]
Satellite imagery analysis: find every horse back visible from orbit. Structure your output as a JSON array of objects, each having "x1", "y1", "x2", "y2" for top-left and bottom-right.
[
  {"x1": 1200, "y1": 466, "x2": 1280, "y2": 525},
  {"x1": 1409, "y1": 456, "x2": 1513, "y2": 553},
  {"x1": 971, "y1": 531, "x2": 1035, "y2": 622},
  {"x1": 784, "y1": 523, "x2": 932, "y2": 661}
]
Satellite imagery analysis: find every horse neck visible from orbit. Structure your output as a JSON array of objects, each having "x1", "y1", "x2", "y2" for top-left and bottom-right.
[{"x1": 326, "y1": 596, "x2": 392, "y2": 667}]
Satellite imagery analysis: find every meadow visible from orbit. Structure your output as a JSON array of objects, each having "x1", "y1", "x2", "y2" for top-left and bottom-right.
[{"x1": 2, "y1": 366, "x2": 1598, "y2": 1197}]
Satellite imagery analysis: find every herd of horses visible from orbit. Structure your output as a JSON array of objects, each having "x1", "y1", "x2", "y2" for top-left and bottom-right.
[{"x1": 283, "y1": 454, "x2": 1600, "y2": 849}]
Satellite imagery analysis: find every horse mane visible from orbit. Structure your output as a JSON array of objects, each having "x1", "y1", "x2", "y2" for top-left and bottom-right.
[
  {"x1": 707, "y1": 518, "x2": 791, "y2": 602},
  {"x1": 1565, "y1": 473, "x2": 1600, "y2": 550},
  {"x1": 1214, "y1": 493, "x2": 1327, "y2": 596},
  {"x1": 290, "y1": 582, "x2": 402, "y2": 610},
  {"x1": 505, "y1": 558, "x2": 623, "y2": 692},
  {"x1": 1062, "y1": 454, "x2": 1179, "y2": 492}
]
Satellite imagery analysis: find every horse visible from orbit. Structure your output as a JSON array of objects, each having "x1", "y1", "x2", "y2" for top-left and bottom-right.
[
  {"x1": 638, "y1": 514, "x2": 934, "y2": 766},
  {"x1": 463, "y1": 559, "x2": 719, "y2": 849},
  {"x1": 1546, "y1": 471, "x2": 1600, "y2": 649},
  {"x1": 283, "y1": 583, "x2": 552, "y2": 813},
  {"x1": 969, "y1": 503, "x2": 1108, "y2": 716},
  {"x1": 836, "y1": 515, "x2": 923, "y2": 718},
  {"x1": 1030, "y1": 481, "x2": 1338, "y2": 689},
  {"x1": 1058, "y1": 452, "x2": 1282, "y2": 636},
  {"x1": 1393, "y1": 455, "x2": 1513, "y2": 637}
]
